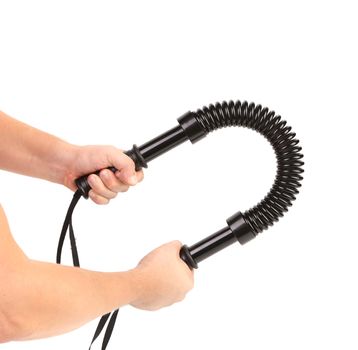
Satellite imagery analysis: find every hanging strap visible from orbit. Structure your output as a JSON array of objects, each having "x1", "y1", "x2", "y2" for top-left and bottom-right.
[
  {"x1": 56, "y1": 190, "x2": 81, "y2": 264},
  {"x1": 57, "y1": 190, "x2": 119, "y2": 349},
  {"x1": 88, "y1": 310, "x2": 119, "y2": 350}
]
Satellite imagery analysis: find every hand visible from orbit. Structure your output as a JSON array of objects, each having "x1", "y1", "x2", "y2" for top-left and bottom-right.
[
  {"x1": 130, "y1": 241, "x2": 194, "y2": 311},
  {"x1": 63, "y1": 145, "x2": 144, "y2": 204}
]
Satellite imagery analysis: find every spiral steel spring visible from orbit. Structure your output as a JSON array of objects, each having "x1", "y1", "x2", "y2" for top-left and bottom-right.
[{"x1": 193, "y1": 100, "x2": 304, "y2": 234}]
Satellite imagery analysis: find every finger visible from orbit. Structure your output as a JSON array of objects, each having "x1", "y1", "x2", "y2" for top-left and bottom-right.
[
  {"x1": 99, "y1": 169, "x2": 130, "y2": 193},
  {"x1": 87, "y1": 174, "x2": 117, "y2": 200},
  {"x1": 107, "y1": 149, "x2": 137, "y2": 185},
  {"x1": 136, "y1": 169, "x2": 144, "y2": 183},
  {"x1": 115, "y1": 169, "x2": 144, "y2": 186},
  {"x1": 88, "y1": 190, "x2": 109, "y2": 205},
  {"x1": 172, "y1": 241, "x2": 194, "y2": 274},
  {"x1": 171, "y1": 240, "x2": 183, "y2": 249}
]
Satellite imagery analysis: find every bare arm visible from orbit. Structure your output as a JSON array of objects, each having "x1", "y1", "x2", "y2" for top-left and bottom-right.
[
  {"x1": 0, "y1": 111, "x2": 73, "y2": 185},
  {"x1": 0, "y1": 206, "x2": 193, "y2": 342},
  {"x1": 0, "y1": 110, "x2": 194, "y2": 342},
  {"x1": 0, "y1": 111, "x2": 143, "y2": 203}
]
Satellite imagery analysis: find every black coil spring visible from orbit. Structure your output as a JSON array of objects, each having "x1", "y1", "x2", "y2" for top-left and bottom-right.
[{"x1": 193, "y1": 100, "x2": 304, "y2": 234}]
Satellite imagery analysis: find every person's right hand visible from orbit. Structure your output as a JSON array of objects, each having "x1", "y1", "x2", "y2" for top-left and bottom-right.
[{"x1": 130, "y1": 241, "x2": 194, "y2": 311}]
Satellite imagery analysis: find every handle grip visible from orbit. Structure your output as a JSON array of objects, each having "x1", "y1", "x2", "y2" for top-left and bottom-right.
[
  {"x1": 75, "y1": 166, "x2": 117, "y2": 199},
  {"x1": 75, "y1": 145, "x2": 147, "y2": 198},
  {"x1": 180, "y1": 245, "x2": 198, "y2": 269},
  {"x1": 179, "y1": 212, "x2": 254, "y2": 269},
  {"x1": 73, "y1": 111, "x2": 252, "y2": 269},
  {"x1": 75, "y1": 112, "x2": 206, "y2": 199}
]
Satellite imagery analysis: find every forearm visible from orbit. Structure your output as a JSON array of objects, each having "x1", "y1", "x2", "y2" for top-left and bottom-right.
[
  {"x1": 0, "y1": 204, "x2": 192, "y2": 342},
  {"x1": 1, "y1": 257, "x2": 139, "y2": 341},
  {"x1": 0, "y1": 111, "x2": 74, "y2": 185}
]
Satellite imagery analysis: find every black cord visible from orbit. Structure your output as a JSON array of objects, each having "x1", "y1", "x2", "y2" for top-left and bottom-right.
[
  {"x1": 88, "y1": 311, "x2": 118, "y2": 350},
  {"x1": 57, "y1": 190, "x2": 118, "y2": 349},
  {"x1": 57, "y1": 190, "x2": 81, "y2": 264}
]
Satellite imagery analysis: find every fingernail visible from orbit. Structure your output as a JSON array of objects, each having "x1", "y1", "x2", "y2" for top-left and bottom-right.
[
  {"x1": 88, "y1": 174, "x2": 96, "y2": 184},
  {"x1": 129, "y1": 174, "x2": 138, "y2": 185}
]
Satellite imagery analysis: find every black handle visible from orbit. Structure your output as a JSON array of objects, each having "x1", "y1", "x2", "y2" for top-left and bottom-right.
[
  {"x1": 73, "y1": 111, "x2": 256, "y2": 269},
  {"x1": 75, "y1": 166, "x2": 117, "y2": 199},
  {"x1": 179, "y1": 212, "x2": 256, "y2": 269},
  {"x1": 72, "y1": 100, "x2": 303, "y2": 270},
  {"x1": 75, "y1": 111, "x2": 205, "y2": 198}
]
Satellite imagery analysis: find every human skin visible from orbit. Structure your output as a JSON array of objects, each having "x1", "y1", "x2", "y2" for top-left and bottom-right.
[
  {"x1": 0, "y1": 111, "x2": 143, "y2": 204},
  {"x1": 0, "y1": 111, "x2": 194, "y2": 343}
]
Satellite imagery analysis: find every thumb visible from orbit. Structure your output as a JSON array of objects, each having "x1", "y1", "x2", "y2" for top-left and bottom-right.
[{"x1": 107, "y1": 148, "x2": 137, "y2": 185}]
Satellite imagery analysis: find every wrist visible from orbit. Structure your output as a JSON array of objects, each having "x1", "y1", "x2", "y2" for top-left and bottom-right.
[
  {"x1": 28, "y1": 137, "x2": 76, "y2": 187},
  {"x1": 125, "y1": 268, "x2": 148, "y2": 305},
  {"x1": 55, "y1": 142, "x2": 81, "y2": 189}
]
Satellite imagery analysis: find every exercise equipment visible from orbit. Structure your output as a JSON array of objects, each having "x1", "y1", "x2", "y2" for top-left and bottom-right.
[{"x1": 57, "y1": 100, "x2": 304, "y2": 349}]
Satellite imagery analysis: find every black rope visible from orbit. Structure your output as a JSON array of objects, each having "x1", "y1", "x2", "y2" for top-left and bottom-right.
[
  {"x1": 56, "y1": 190, "x2": 81, "y2": 264},
  {"x1": 57, "y1": 190, "x2": 118, "y2": 349},
  {"x1": 101, "y1": 310, "x2": 119, "y2": 350}
]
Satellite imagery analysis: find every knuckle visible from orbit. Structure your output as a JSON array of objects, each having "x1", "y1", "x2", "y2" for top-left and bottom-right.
[
  {"x1": 89, "y1": 192, "x2": 99, "y2": 204},
  {"x1": 97, "y1": 173, "x2": 118, "y2": 198},
  {"x1": 107, "y1": 186, "x2": 117, "y2": 195},
  {"x1": 96, "y1": 198, "x2": 105, "y2": 205},
  {"x1": 88, "y1": 175, "x2": 100, "y2": 190},
  {"x1": 123, "y1": 154, "x2": 135, "y2": 168},
  {"x1": 171, "y1": 240, "x2": 182, "y2": 247},
  {"x1": 108, "y1": 192, "x2": 117, "y2": 200},
  {"x1": 100, "y1": 171, "x2": 115, "y2": 187},
  {"x1": 90, "y1": 191, "x2": 108, "y2": 205},
  {"x1": 177, "y1": 293, "x2": 185, "y2": 302},
  {"x1": 99, "y1": 197, "x2": 109, "y2": 205},
  {"x1": 137, "y1": 171, "x2": 144, "y2": 182},
  {"x1": 121, "y1": 185, "x2": 129, "y2": 192}
]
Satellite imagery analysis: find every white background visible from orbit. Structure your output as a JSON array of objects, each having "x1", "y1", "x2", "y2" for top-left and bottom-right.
[{"x1": 0, "y1": 0, "x2": 357, "y2": 349}]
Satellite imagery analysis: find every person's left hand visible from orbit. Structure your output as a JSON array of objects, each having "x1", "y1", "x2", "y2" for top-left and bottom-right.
[{"x1": 63, "y1": 145, "x2": 144, "y2": 204}]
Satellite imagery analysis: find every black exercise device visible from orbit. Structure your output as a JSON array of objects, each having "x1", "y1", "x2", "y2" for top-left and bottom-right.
[{"x1": 57, "y1": 100, "x2": 304, "y2": 349}]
